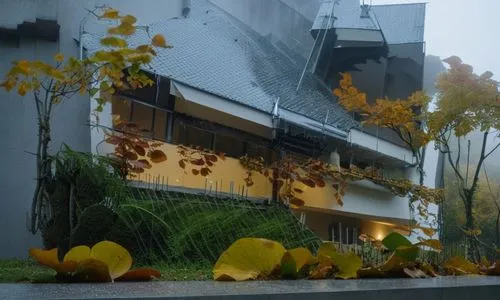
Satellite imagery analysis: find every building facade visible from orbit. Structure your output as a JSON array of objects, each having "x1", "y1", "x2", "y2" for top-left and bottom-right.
[{"x1": 1, "y1": 0, "x2": 440, "y2": 258}]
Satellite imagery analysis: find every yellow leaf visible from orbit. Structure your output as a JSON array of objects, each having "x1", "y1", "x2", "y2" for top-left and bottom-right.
[
  {"x1": 381, "y1": 253, "x2": 406, "y2": 273},
  {"x1": 317, "y1": 242, "x2": 362, "y2": 279},
  {"x1": 101, "y1": 8, "x2": 120, "y2": 19},
  {"x1": 63, "y1": 245, "x2": 91, "y2": 263},
  {"x1": 121, "y1": 15, "x2": 137, "y2": 25},
  {"x1": 108, "y1": 23, "x2": 136, "y2": 36},
  {"x1": 213, "y1": 238, "x2": 286, "y2": 281},
  {"x1": 29, "y1": 248, "x2": 77, "y2": 273},
  {"x1": 54, "y1": 53, "x2": 64, "y2": 62},
  {"x1": 90, "y1": 241, "x2": 132, "y2": 280},
  {"x1": 416, "y1": 239, "x2": 443, "y2": 252},
  {"x1": 49, "y1": 68, "x2": 66, "y2": 81},
  {"x1": 280, "y1": 248, "x2": 316, "y2": 278},
  {"x1": 0, "y1": 77, "x2": 17, "y2": 91},
  {"x1": 16, "y1": 60, "x2": 31, "y2": 75},
  {"x1": 72, "y1": 258, "x2": 112, "y2": 282},
  {"x1": 17, "y1": 80, "x2": 29, "y2": 96},
  {"x1": 100, "y1": 37, "x2": 128, "y2": 48},
  {"x1": 152, "y1": 34, "x2": 171, "y2": 48},
  {"x1": 443, "y1": 256, "x2": 479, "y2": 275}
]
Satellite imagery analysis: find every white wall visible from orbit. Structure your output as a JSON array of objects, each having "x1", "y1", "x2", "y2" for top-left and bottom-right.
[{"x1": 0, "y1": 0, "x2": 183, "y2": 259}]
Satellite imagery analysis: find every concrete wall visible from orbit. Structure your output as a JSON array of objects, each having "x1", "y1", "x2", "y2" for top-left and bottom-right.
[{"x1": 0, "y1": 0, "x2": 182, "y2": 259}]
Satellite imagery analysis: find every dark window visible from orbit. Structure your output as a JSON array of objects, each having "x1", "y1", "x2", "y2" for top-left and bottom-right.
[
  {"x1": 130, "y1": 102, "x2": 154, "y2": 138},
  {"x1": 215, "y1": 134, "x2": 245, "y2": 158},
  {"x1": 246, "y1": 143, "x2": 273, "y2": 163},
  {"x1": 174, "y1": 122, "x2": 214, "y2": 150}
]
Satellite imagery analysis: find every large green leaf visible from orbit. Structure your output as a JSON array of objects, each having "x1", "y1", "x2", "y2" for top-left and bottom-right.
[
  {"x1": 381, "y1": 232, "x2": 412, "y2": 251},
  {"x1": 394, "y1": 245, "x2": 419, "y2": 262}
]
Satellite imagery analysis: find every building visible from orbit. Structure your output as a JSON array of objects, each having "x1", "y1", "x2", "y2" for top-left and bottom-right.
[
  {"x1": 84, "y1": 0, "x2": 439, "y2": 243},
  {"x1": 0, "y1": 0, "x2": 439, "y2": 258}
]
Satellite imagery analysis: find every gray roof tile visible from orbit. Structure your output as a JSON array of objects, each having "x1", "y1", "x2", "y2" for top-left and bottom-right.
[{"x1": 84, "y1": 0, "x2": 358, "y2": 131}]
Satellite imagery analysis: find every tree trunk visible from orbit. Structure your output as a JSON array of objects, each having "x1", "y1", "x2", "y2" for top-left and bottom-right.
[
  {"x1": 464, "y1": 194, "x2": 480, "y2": 262},
  {"x1": 30, "y1": 116, "x2": 52, "y2": 234}
]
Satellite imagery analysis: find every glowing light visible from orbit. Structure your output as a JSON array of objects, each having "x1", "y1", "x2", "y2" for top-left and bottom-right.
[{"x1": 376, "y1": 233, "x2": 383, "y2": 241}]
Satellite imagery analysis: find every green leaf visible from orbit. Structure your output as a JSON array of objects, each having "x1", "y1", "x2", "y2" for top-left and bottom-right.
[
  {"x1": 280, "y1": 252, "x2": 298, "y2": 279},
  {"x1": 89, "y1": 88, "x2": 99, "y2": 97},
  {"x1": 382, "y1": 232, "x2": 412, "y2": 251},
  {"x1": 394, "y1": 245, "x2": 419, "y2": 262}
]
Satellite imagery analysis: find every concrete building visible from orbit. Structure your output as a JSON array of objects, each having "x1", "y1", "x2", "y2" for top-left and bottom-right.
[{"x1": 1, "y1": 0, "x2": 440, "y2": 258}]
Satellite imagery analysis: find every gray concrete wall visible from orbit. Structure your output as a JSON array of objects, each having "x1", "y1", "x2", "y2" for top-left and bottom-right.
[
  {"x1": 0, "y1": 0, "x2": 183, "y2": 259},
  {"x1": 3, "y1": 277, "x2": 500, "y2": 299}
]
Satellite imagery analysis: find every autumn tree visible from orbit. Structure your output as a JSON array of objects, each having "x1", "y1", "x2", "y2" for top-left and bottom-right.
[
  {"x1": 429, "y1": 56, "x2": 500, "y2": 261},
  {"x1": 333, "y1": 73, "x2": 431, "y2": 185},
  {"x1": 0, "y1": 7, "x2": 169, "y2": 234}
]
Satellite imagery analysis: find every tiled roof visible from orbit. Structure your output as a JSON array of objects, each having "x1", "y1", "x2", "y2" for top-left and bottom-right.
[
  {"x1": 371, "y1": 3, "x2": 426, "y2": 44},
  {"x1": 83, "y1": 0, "x2": 358, "y2": 131}
]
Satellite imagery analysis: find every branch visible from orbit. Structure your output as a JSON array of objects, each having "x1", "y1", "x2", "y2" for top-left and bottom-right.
[
  {"x1": 484, "y1": 141, "x2": 500, "y2": 159},
  {"x1": 469, "y1": 131, "x2": 489, "y2": 194}
]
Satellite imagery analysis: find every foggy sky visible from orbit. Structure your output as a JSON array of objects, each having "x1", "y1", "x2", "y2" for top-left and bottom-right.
[{"x1": 371, "y1": 0, "x2": 500, "y2": 79}]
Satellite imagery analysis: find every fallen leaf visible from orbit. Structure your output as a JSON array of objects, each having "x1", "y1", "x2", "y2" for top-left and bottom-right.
[
  {"x1": 90, "y1": 241, "x2": 132, "y2": 280},
  {"x1": 443, "y1": 256, "x2": 479, "y2": 275},
  {"x1": 213, "y1": 238, "x2": 286, "y2": 281},
  {"x1": 116, "y1": 268, "x2": 162, "y2": 281},
  {"x1": 72, "y1": 258, "x2": 112, "y2": 282}
]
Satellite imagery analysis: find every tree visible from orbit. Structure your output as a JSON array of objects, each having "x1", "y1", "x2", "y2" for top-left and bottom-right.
[
  {"x1": 429, "y1": 56, "x2": 500, "y2": 262},
  {"x1": 333, "y1": 73, "x2": 432, "y2": 185},
  {"x1": 0, "y1": 7, "x2": 169, "y2": 234}
]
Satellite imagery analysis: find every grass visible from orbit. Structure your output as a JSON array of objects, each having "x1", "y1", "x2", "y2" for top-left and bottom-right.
[
  {"x1": 0, "y1": 259, "x2": 212, "y2": 283},
  {"x1": 0, "y1": 259, "x2": 55, "y2": 283}
]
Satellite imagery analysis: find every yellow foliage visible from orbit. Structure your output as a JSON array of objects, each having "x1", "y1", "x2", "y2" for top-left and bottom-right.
[
  {"x1": 121, "y1": 15, "x2": 137, "y2": 25},
  {"x1": 30, "y1": 240, "x2": 135, "y2": 282},
  {"x1": 63, "y1": 245, "x2": 91, "y2": 263},
  {"x1": 334, "y1": 72, "x2": 431, "y2": 150},
  {"x1": 17, "y1": 80, "x2": 29, "y2": 96},
  {"x1": 108, "y1": 23, "x2": 136, "y2": 36},
  {"x1": 317, "y1": 242, "x2": 362, "y2": 279},
  {"x1": 54, "y1": 53, "x2": 64, "y2": 62},
  {"x1": 28, "y1": 248, "x2": 77, "y2": 273},
  {"x1": 152, "y1": 34, "x2": 171, "y2": 48},
  {"x1": 100, "y1": 37, "x2": 128, "y2": 48},
  {"x1": 443, "y1": 256, "x2": 480, "y2": 275},
  {"x1": 213, "y1": 238, "x2": 286, "y2": 281},
  {"x1": 416, "y1": 239, "x2": 443, "y2": 252},
  {"x1": 280, "y1": 247, "x2": 316, "y2": 278},
  {"x1": 101, "y1": 8, "x2": 120, "y2": 19},
  {"x1": 90, "y1": 241, "x2": 132, "y2": 280},
  {"x1": 73, "y1": 258, "x2": 112, "y2": 282}
]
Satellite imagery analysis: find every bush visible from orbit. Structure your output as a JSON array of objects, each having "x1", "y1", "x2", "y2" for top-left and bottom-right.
[{"x1": 108, "y1": 189, "x2": 322, "y2": 265}]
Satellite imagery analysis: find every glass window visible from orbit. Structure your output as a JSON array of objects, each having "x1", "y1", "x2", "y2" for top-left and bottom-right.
[
  {"x1": 173, "y1": 121, "x2": 213, "y2": 150},
  {"x1": 246, "y1": 143, "x2": 273, "y2": 163},
  {"x1": 130, "y1": 102, "x2": 154, "y2": 138},
  {"x1": 153, "y1": 109, "x2": 168, "y2": 141},
  {"x1": 111, "y1": 96, "x2": 132, "y2": 122},
  {"x1": 215, "y1": 134, "x2": 245, "y2": 158}
]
